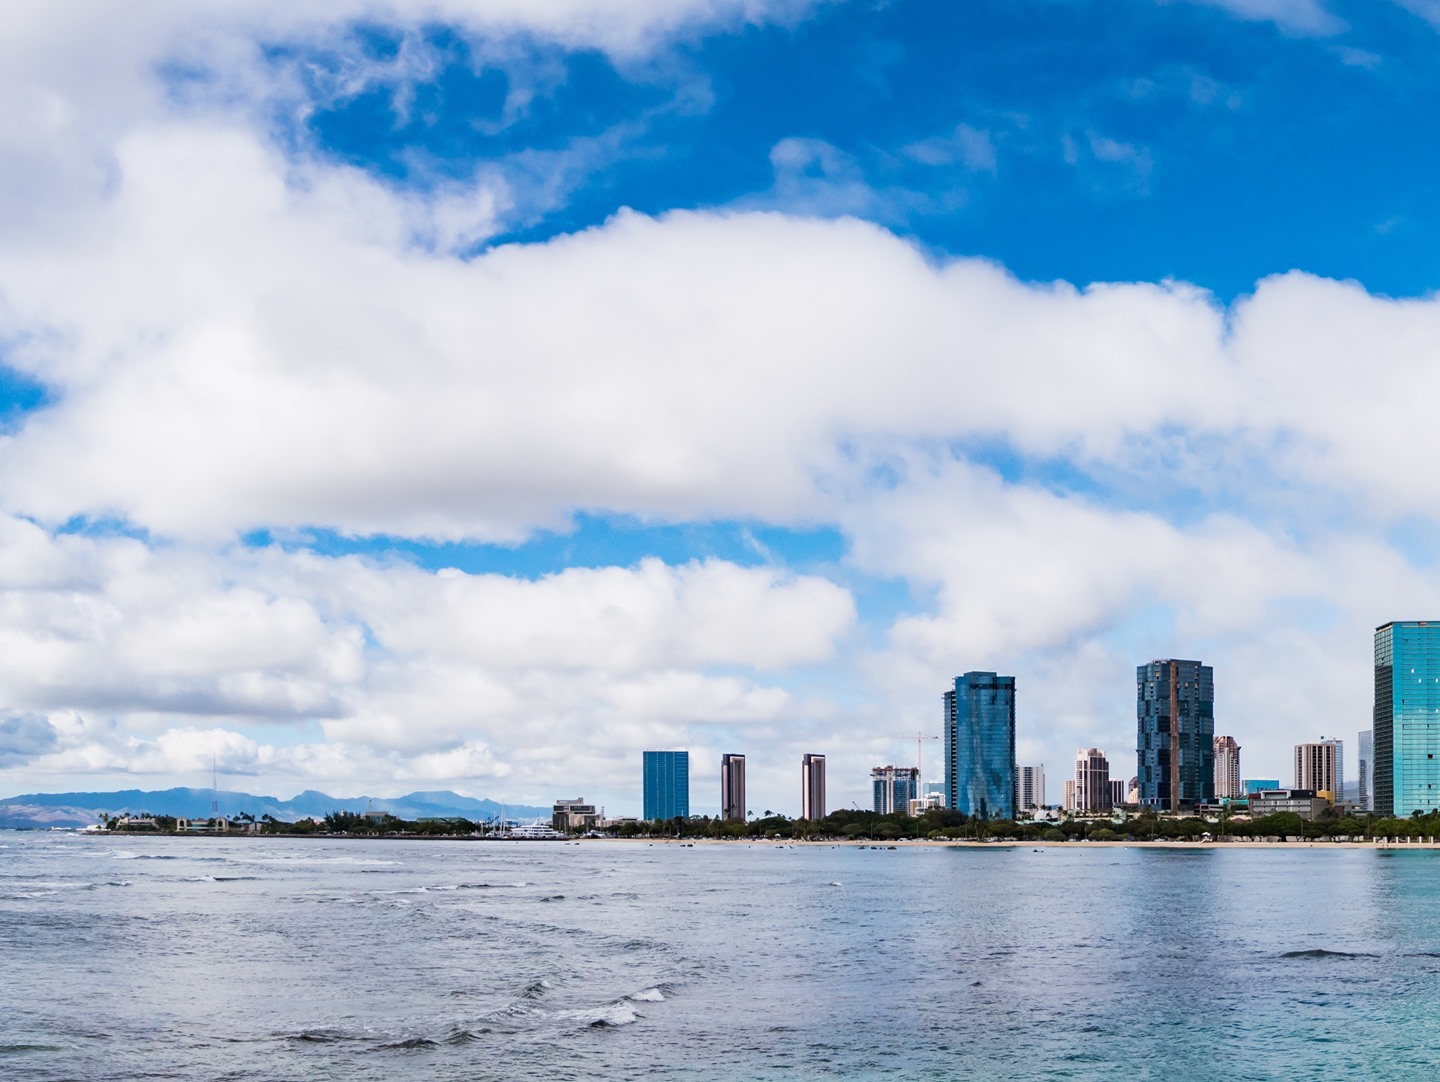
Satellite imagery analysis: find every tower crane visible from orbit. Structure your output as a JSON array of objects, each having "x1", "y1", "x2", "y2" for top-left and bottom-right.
[{"x1": 895, "y1": 732, "x2": 940, "y2": 808}]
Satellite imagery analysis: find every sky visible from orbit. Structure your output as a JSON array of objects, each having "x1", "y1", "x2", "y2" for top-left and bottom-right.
[{"x1": 1, "y1": 0, "x2": 1439, "y2": 815}]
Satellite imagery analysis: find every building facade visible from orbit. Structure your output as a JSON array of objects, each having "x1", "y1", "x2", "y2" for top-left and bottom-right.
[
  {"x1": 944, "y1": 672, "x2": 1017, "y2": 820},
  {"x1": 1374, "y1": 622, "x2": 1440, "y2": 817},
  {"x1": 1358, "y1": 729, "x2": 1373, "y2": 812},
  {"x1": 1249, "y1": 788, "x2": 1329, "y2": 822},
  {"x1": 1213, "y1": 735, "x2": 1242, "y2": 800},
  {"x1": 720, "y1": 753, "x2": 746, "y2": 821},
  {"x1": 1109, "y1": 779, "x2": 1127, "y2": 808},
  {"x1": 1074, "y1": 748, "x2": 1112, "y2": 813},
  {"x1": 872, "y1": 765, "x2": 919, "y2": 815},
  {"x1": 552, "y1": 798, "x2": 600, "y2": 832},
  {"x1": 802, "y1": 753, "x2": 826, "y2": 820},
  {"x1": 1018, "y1": 764, "x2": 1046, "y2": 810},
  {"x1": 1294, "y1": 739, "x2": 1343, "y2": 804},
  {"x1": 642, "y1": 750, "x2": 690, "y2": 821},
  {"x1": 1062, "y1": 779, "x2": 1077, "y2": 812},
  {"x1": 1137, "y1": 659, "x2": 1215, "y2": 811}
]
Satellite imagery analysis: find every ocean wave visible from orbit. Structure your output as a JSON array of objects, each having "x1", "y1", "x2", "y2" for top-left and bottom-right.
[
  {"x1": 375, "y1": 1036, "x2": 439, "y2": 1051},
  {"x1": 1279, "y1": 949, "x2": 1377, "y2": 959},
  {"x1": 627, "y1": 987, "x2": 665, "y2": 1003},
  {"x1": 577, "y1": 1002, "x2": 639, "y2": 1028}
]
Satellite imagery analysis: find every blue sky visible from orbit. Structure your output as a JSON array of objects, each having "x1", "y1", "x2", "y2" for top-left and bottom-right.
[
  {"x1": 0, "y1": 0, "x2": 1438, "y2": 814},
  {"x1": 293, "y1": 0, "x2": 1440, "y2": 299}
]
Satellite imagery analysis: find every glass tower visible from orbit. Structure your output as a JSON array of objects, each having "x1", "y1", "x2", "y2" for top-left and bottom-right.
[
  {"x1": 643, "y1": 750, "x2": 690, "y2": 821},
  {"x1": 944, "y1": 672, "x2": 1017, "y2": 820},
  {"x1": 1136, "y1": 659, "x2": 1214, "y2": 811},
  {"x1": 1374, "y1": 622, "x2": 1440, "y2": 817}
]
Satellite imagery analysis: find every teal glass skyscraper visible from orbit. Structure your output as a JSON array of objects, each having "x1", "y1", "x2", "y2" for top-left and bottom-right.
[
  {"x1": 1374, "y1": 622, "x2": 1440, "y2": 817},
  {"x1": 1136, "y1": 659, "x2": 1214, "y2": 811},
  {"x1": 643, "y1": 750, "x2": 690, "y2": 821},
  {"x1": 944, "y1": 672, "x2": 1016, "y2": 820}
]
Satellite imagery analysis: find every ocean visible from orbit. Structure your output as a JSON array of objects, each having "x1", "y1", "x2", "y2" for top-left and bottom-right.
[{"x1": 3, "y1": 832, "x2": 1439, "y2": 1080}]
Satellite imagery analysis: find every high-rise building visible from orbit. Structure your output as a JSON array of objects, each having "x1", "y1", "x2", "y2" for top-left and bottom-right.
[
  {"x1": 1137, "y1": 659, "x2": 1215, "y2": 811},
  {"x1": 1294, "y1": 739, "x2": 1343, "y2": 804},
  {"x1": 944, "y1": 672, "x2": 1017, "y2": 820},
  {"x1": 1109, "y1": 779, "x2": 1126, "y2": 807},
  {"x1": 1074, "y1": 748, "x2": 1112, "y2": 813},
  {"x1": 642, "y1": 750, "x2": 690, "y2": 821},
  {"x1": 1358, "y1": 729, "x2": 1373, "y2": 812},
  {"x1": 872, "y1": 765, "x2": 919, "y2": 815},
  {"x1": 802, "y1": 753, "x2": 826, "y2": 820},
  {"x1": 1019, "y1": 764, "x2": 1046, "y2": 810},
  {"x1": 1374, "y1": 622, "x2": 1440, "y2": 817},
  {"x1": 720, "y1": 753, "x2": 745, "y2": 821},
  {"x1": 1213, "y1": 735, "x2": 1242, "y2": 799},
  {"x1": 1062, "y1": 779, "x2": 1077, "y2": 811}
]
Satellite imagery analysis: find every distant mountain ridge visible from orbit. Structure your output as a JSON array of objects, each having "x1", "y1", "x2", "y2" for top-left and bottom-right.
[{"x1": 0, "y1": 788, "x2": 551, "y2": 829}]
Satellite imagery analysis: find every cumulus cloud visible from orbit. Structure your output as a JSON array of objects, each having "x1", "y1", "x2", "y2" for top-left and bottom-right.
[{"x1": 0, "y1": 516, "x2": 853, "y2": 797}]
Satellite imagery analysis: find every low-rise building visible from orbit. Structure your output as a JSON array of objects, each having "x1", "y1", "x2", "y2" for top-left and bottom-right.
[
  {"x1": 175, "y1": 816, "x2": 230, "y2": 833},
  {"x1": 552, "y1": 798, "x2": 601, "y2": 832},
  {"x1": 1248, "y1": 789, "x2": 1329, "y2": 821},
  {"x1": 908, "y1": 793, "x2": 942, "y2": 817}
]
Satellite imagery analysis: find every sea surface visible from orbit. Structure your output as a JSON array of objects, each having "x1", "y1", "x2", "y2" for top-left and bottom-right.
[{"x1": 3, "y1": 834, "x2": 1440, "y2": 1080}]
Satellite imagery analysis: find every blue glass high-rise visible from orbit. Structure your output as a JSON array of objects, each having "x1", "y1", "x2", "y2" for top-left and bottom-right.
[
  {"x1": 1374, "y1": 622, "x2": 1440, "y2": 817},
  {"x1": 643, "y1": 750, "x2": 690, "y2": 821},
  {"x1": 1136, "y1": 659, "x2": 1214, "y2": 811},
  {"x1": 944, "y1": 672, "x2": 1016, "y2": 820}
]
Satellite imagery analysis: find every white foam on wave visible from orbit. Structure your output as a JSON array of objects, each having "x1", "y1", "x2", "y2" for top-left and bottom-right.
[
  {"x1": 627, "y1": 988, "x2": 665, "y2": 1003},
  {"x1": 564, "y1": 1002, "x2": 639, "y2": 1028}
]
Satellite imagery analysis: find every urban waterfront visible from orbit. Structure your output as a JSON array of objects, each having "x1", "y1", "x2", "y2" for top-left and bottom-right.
[{"x1": 7, "y1": 833, "x2": 1440, "y2": 1080}]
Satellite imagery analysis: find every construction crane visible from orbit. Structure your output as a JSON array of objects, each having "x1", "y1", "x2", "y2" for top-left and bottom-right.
[{"x1": 895, "y1": 732, "x2": 940, "y2": 806}]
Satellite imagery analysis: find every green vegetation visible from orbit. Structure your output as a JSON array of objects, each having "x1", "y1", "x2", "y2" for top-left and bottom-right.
[
  {"x1": 100, "y1": 804, "x2": 1440, "y2": 843},
  {"x1": 608, "y1": 805, "x2": 1433, "y2": 843}
]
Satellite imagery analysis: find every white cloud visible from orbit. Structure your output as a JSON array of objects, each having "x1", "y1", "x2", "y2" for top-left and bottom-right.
[
  {"x1": 903, "y1": 124, "x2": 997, "y2": 173},
  {"x1": 0, "y1": 517, "x2": 853, "y2": 802},
  {"x1": 1179, "y1": 0, "x2": 1344, "y2": 36},
  {"x1": 0, "y1": 0, "x2": 1435, "y2": 817}
]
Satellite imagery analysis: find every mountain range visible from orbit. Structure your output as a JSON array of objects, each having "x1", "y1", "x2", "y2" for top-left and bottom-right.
[{"x1": 0, "y1": 788, "x2": 551, "y2": 829}]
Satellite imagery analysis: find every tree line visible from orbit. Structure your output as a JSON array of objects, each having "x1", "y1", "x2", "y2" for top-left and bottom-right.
[{"x1": 612, "y1": 806, "x2": 1440, "y2": 842}]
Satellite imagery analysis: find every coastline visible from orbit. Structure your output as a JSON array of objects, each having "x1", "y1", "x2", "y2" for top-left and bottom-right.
[{"x1": 47, "y1": 830, "x2": 1440, "y2": 849}]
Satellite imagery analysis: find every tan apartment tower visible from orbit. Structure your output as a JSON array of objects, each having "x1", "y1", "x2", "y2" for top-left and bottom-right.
[
  {"x1": 1294, "y1": 739, "x2": 1343, "y2": 804},
  {"x1": 1075, "y1": 748, "x2": 1113, "y2": 813},
  {"x1": 720, "y1": 753, "x2": 746, "y2": 821},
  {"x1": 801, "y1": 753, "x2": 826, "y2": 820},
  {"x1": 1213, "y1": 735, "x2": 1242, "y2": 799}
]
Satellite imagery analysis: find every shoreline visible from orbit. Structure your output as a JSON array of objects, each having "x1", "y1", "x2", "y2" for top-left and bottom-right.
[{"x1": 47, "y1": 830, "x2": 1440, "y2": 850}]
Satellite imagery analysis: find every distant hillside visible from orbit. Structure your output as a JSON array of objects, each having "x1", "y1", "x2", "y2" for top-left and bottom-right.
[{"x1": 0, "y1": 788, "x2": 551, "y2": 829}]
